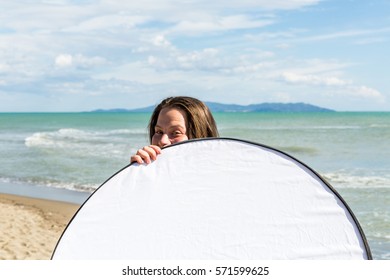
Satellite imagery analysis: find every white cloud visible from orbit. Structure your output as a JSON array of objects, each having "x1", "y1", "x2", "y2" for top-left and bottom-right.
[
  {"x1": 294, "y1": 27, "x2": 390, "y2": 43},
  {"x1": 74, "y1": 54, "x2": 107, "y2": 68},
  {"x1": 354, "y1": 37, "x2": 388, "y2": 45},
  {"x1": 99, "y1": 0, "x2": 320, "y2": 14},
  {"x1": 55, "y1": 54, "x2": 106, "y2": 69},
  {"x1": 0, "y1": 63, "x2": 11, "y2": 73},
  {"x1": 212, "y1": 0, "x2": 321, "y2": 10},
  {"x1": 64, "y1": 14, "x2": 150, "y2": 32},
  {"x1": 1, "y1": 0, "x2": 317, "y2": 35},
  {"x1": 152, "y1": 35, "x2": 172, "y2": 48},
  {"x1": 176, "y1": 48, "x2": 219, "y2": 68},
  {"x1": 353, "y1": 86, "x2": 384, "y2": 99},
  {"x1": 171, "y1": 15, "x2": 274, "y2": 35},
  {"x1": 147, "y1": 48, "x2": 222, "y2": 71},
  {"x1": 281, "y1": 72, "x2": 350, "y2": 86},
  {"x1": 55, "y1": 54, "x2": 73, "y2": 67},
  {"x1": 225, "y1": 62, "x2": 275, "y2": 74},
  {"x1": 147, "y1": 56, "x2": 157, "y2": 65},
  {"x1": 3, "y1": 3, "x2": 91, "y2": 32},
  {"x1": 0, "y1": 0, "x2": 322, "y2": 40},
  {"x1": 145, "y1": 44, "x2": 277, "y2": 74},
  {"x1": 281, "y1": 72, "x2": 385, "y2": 101},
  {"x1": 1, "y1": 0, "x2": 389, "y2": 111}
]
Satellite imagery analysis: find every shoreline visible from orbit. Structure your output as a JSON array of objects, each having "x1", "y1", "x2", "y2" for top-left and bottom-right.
[
  {"x1": 0, "y1": 192, "x2": 80, "y2": 260},
  {"x1": 0, "y1": 180, "x2": 91, "y2": 205}
]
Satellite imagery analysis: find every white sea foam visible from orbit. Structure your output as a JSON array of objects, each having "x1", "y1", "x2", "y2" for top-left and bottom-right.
[
  {"x1": 310, "y1": 125, "x2": 361, "y2": 129},
  {"x1": 25, "y1": 129, "x2": 82, "y2": 148},
  {"x1": 323, "y1": 172, "x2": 390, "y2": 189},
  {"x1": 24, "y1": 128, "x2": 146, "y2": 149},
  {"x1": 220, "y1": 125, "x2": 362, "y2": 131},
  {"x1": 278, "y1": 145, "x2": 318, "y2": 155},
  {"x1": 369, "y1": 124, "x2": 390, "y2": 128},
  {"x1": 0, "y1": 177, "x2": 12, "y2": 184},
  {"x1": 33, "y1": 179, "x2": 97, "y2": 193},
  {"x1": 1, "y1": 176, "x2": 97, "y2": 193}
]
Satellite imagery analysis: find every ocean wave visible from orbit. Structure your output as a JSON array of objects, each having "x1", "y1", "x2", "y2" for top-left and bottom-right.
[
  {"x1": 219, "y1": 125, "x2": 363, "y2": 133},
  {"x1": 323, "y1": 172, "x2": 390, "y2": 189},
  {"x1": 277, "y1": 145, "x2": 318, "y2": 155},
  {"x1": 32, "y1": 179, "x2": 97, "y2": 193},
  {"x1": 369, "y1": 123, "x2": 390, "y2": 128},
  {"x1": 24, "y1": 128, "x2": 147, "y2": 150},
  {"x1": 259, "y1": 125, "x2": 362, "y2": 130},
  {"x1": 0, "y1": 176, "x2": 97, "y2": 193},
  {"x1": 92, "y1": 128, "x2": 147, "y2": 136},
  {"x1": 314, "y1": 125, "x2": 361, "y2": 129}
]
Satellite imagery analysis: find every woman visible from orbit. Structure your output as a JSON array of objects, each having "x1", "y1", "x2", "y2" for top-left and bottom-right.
[{"x1": 131, "y1": 96, "x2": 219, "y2": 164}]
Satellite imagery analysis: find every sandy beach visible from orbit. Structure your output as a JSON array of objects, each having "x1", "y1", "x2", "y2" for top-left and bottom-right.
[{"x1": 0, "y1": 193, "x2": 80, "y2": 260}]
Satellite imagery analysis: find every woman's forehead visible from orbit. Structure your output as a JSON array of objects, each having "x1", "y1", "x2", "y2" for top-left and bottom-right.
[{"x1": 156, "y1": 107, "x2": 187, "y2": 128}]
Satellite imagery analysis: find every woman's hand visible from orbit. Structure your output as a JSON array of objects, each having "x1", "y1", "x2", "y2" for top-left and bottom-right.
[{"x1": 130, "y1": 145, "x2": 162, "y2": 164}]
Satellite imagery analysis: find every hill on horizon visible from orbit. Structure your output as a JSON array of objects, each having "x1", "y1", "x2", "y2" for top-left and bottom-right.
[{"x1": 91, "y1": 102, "x2": 334, "y2": 113}]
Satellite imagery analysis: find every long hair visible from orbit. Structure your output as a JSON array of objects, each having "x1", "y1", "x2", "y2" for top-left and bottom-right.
[{"x1": 148, "y1": 96, "x2": 219, "y2": 143}]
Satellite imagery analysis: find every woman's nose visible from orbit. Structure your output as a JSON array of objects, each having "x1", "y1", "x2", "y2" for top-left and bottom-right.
[{"x1": 159, "y1": 133, "x2": 171, "y2": 147}]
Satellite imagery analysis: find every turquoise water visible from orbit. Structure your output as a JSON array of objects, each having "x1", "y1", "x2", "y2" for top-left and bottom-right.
[{"x1": 0, "y1": 112, "x2": 389, "y2": 259}]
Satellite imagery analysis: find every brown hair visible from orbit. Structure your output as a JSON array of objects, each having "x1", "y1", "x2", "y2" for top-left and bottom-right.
[{"x1": 148, "y1": 96, "x2": 219, "y2": 143}]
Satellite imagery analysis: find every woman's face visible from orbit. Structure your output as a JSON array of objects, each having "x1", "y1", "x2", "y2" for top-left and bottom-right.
[{"x1": 151, "y1": 107, "x2": 189, "y2": 147}]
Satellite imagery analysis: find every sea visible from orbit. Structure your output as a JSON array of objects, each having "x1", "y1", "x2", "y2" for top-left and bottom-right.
[{"x1": 0, "y1": 112, "x2": 389, "y2": 260}]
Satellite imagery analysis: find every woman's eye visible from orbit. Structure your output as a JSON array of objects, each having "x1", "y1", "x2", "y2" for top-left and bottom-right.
[
  {"x1": 155, "y1": 130, "x2": 163, "y2": 135},
  {"x1": 172, "y1": 131, "x2": 182, "y2": 136}
]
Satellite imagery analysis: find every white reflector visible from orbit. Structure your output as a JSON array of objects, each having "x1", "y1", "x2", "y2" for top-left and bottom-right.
[{"x1": 52, "y1": 138, "x2": 371, "y2": 259}]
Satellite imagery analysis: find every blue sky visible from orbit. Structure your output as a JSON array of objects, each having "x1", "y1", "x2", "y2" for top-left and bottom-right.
[{"x1": 1, "y1": 0, "x2": 389, "y2": 112}]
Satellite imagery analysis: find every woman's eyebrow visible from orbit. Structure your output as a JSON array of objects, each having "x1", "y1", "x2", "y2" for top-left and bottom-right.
[
  {"x1": 169, "y1": 125, "x2": 186, "y2": 131},
  {"x1": 155, "y1": 124, "x2": 185, "y2": 130}
]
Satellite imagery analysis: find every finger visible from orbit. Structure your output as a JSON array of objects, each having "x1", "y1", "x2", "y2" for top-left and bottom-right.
[
  {"x1": 137, "y1": 148, "x2": 152, "y2": 164},
  {"x1": 130, "y1": 155, "x2": 143, "y2": 164},
  {"x1": 149, "y1": 145, "x2": 162, "y2": 155},
  {"x1": 142, "y1": 146, "x2": 159, "y2": 161}
]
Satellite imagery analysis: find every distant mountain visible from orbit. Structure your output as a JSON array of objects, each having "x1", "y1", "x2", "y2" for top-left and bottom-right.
[{"x1": 91, "y1": 102, "x2": 334, "y2": 113}]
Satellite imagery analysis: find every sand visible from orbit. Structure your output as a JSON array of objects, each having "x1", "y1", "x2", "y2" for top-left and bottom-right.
[{"x1": 0, "y1": 193, "x2": 80, "y2": 260}]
